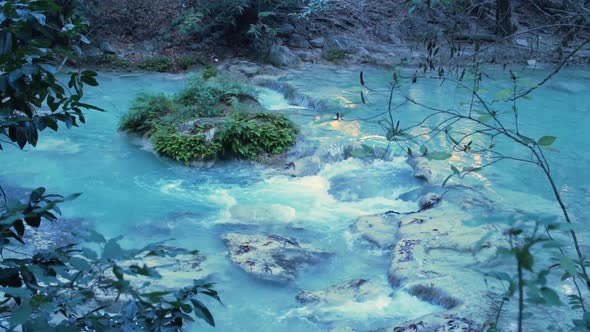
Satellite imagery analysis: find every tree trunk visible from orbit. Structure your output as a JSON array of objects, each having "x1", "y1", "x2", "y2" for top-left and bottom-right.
[{"x1": 496, "y1": 0, "x2": 515, "y2": 36}]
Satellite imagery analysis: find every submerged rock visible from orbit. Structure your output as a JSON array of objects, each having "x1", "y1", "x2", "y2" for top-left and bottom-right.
[
  {"x1": 296, "y1": 278, "x2": 384, "y2": 305},
  {"x1": 386, "y1": 206, "x2": 506, "y2": 331},
  {"x1": 407, "y1": 156, "x2": 433, "y2": 182},
  {"x1": 349, "y1": 213, "x2": 400, "y2": 249},
  {"x1": 419, "y1": 192, "x2": 441, "y2": 210},
  {"x1": 222, "y1": 233, "x2": 329, "y2": 283}
]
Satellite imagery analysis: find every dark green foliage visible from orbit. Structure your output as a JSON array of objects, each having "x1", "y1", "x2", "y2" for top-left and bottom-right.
[
  {"x1": 220, "y1": 112, "x2": 298, "y2": 160},
  {"x1": 120, "y1": 75, "x2": 298, "y2": 163},
  {"x1": 120, "y1": 94, "x2": 175, "y2": 134},
  {"x1": 203, "y1": 65, "x2": 218, "y2": 79},
  {"x1": 174, "y1": 0, "x2": 330, "y2": 48},
  {"x1": 138, "y1": 56, "x2": 175, "y2": 72},
  {"x1": 0, "y1": 0, "x2": 103, "y2": 151},
  {"x1": 93, "y1": 53, "x2": 132, "y2": 69},
  {"x1": 177, "y1": 56, "x2": 198, "y2": 70},
  {"x1": 152, "y1": 126, "x2": 222, "y2": 164},
  {"x1": 1, "y1": 1, "x2": 219, "y2": 329},
  {"x1": 322, "y1": 48, "x2": 347, "y2": 62}
]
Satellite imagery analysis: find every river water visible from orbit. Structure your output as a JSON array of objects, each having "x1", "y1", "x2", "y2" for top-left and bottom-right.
[{"x1": 1, "y1": 64, "x2": 588, "y2": 331}]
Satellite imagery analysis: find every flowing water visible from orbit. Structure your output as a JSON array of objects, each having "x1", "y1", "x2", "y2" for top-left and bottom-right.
[{"x1": 1, "y1": 64, "x2": 589, "y2": 331}]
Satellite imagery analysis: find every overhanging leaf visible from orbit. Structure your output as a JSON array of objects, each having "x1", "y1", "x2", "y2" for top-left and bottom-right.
[{"x1": 537, "y1": 136, "x2": 557, "y2": 146}]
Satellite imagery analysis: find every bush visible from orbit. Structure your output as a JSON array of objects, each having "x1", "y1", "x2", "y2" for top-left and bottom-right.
[
  {"x1": 220, "y1": 112, "x2": 298, "y2": 160},
  {"x1": 152, "y1": 127, "x2": 222, "y2": 164},
  {"x1": 120, "y1": 75, "x2": 298, "y2": 163},
  {"x1": 120, "y1": 94, "x2": 175, "y2": 134},
  {"x1": 323, "y1": 48, "x2": 347, "y2": 62},
  {"x1": 138, "y1": 57, "x2": 175, "y2": 72},
  {"x1": 203, "y1": 66, "x2": 218, "y2": 79}
]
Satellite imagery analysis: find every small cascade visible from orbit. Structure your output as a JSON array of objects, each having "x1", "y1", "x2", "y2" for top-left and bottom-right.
[{"x1": 252, "y1": 77, "x2": 328, "y2": 111}]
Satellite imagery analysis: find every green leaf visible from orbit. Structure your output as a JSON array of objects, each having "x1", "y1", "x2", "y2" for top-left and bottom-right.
[
  {"x1": 350, "y1": 150, "x2": 367, "y2": 159},
  {"x1": 450, "y1": 165, "x2": 460, "y2": 174},
  {"x1": 558, "y1": 255, "x2": 577, "y2": 276},
  {"x1": 191, "y1": 299, "x2": 215, "y2": 327},
  {"x1": 103, "y1": 239, "x2": 123, "y2": 260},
  {"x1": 495, "y1": 88, "x2": 512, "y2": 101},
  {"x1": 10, "y1": 302, "x2": 32, "y2": 327},
  {"x1": 537, "y1": 136, "x2": 557, "y2": 146},
  {"x1": 427, "y1": 152, "x2": 452, "y2": 160},
  {"x1": 69, "y1": 257, "x2": 91, "y2": 271},
  {"x1": 361, "y1": 144, "x2": 374, "y2": 155},
  {"x1": 540, "y1": 287, "x2": 562, "y2": 305}
]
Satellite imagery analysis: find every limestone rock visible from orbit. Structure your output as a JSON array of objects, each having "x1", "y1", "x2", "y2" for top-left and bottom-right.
[
  {"x1": 296, "y1": 278, "x2": 384, "y2": 305},
  {"x1": 407, "y1": 156, "x2": 433, "y2": 182},
  {"x1": 276, "y1": 23, "x2": 296, "y2": 36},
  {"x1": 310, "y1": 37, "x2": 326, "y2": 48},
  {"x1": 268, "y1": 44, "x2": 300, "y2": 67},
  {"x1": 515, "y1": 38, "x2": 529, "y2": 47},
  {"x1": 99, "y1": 41, "x2": 118, "y2": 54},
  {"x1": 288, "y1": 34, "x2": 310, "y2": 49},
  {"x1": 349, "y1": 213, "x2": 400, "y2": 249},
  {"x1": 386, "y1": 206, "x2": 507, "y2": 331},
  {"x1": 419, "y1": 192, "x2": 441, "y2": 210},
  {"x1": 223, "y1": 233, "x2": 329, "y2": 283}
]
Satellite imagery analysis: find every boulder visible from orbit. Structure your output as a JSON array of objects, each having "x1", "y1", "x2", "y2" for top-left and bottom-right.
[
  {"x1": 419, "y1": 192, "x2": 441, "y2": 210},
  {"x1": 99, "y1": 41, "x2": 118, "y2": 54},
  {"x1": 350, "y1": 213, "x2": 400, "y2": 249},
  {"x1": 268, "y1": 44, "x2": 300, "y2": 67},
  {"x1": 276, "y1": 23, "x2": 296, "y2": 36},
  {"x1": 82, "y1": 46, "x2": 103, "y2": 58},
  {"x1": 385, "y1": 206, "x2": 507, "y2": 331},
  {"x1": 222, "y1": 233, "x2": 329, "y2": 283},
  {"x1": 325, "y1": 35, "x2": 357, "y2": 53},
  {"x1": 407, "y1": 156, "x2": 433, "y2": 182},
  {"x1": 226, "y1": 61, "x2": 262, "y2": 77},
  {"x1": 288, "y1": 34, "x2": 310, "y2": 48},
  {"x1": 515, "y1": 38, "x2": 529, "y2": 47},
  {"x1": 296, "y1": 278, "x2": 384, "y2": 305},
  {"x1": 310, "y1": 37, "x2": 326, "y2": 48}
]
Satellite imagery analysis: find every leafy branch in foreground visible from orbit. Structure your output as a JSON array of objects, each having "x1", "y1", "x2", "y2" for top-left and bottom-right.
[
  {"x1": 1, "y1": 1, "x2": 220, "y2": 330},
  {"x1": 358, "y1": 39, "x2": 589, "y2": 330}
]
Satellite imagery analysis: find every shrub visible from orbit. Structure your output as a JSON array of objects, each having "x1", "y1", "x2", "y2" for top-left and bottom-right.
[
  {"x1": 323, "y1": 48, "x2": 347, "y2": 62},
  {"x1": 203, "y1": 66, "x2": 218, "y2": 79},
  {"x1": 220, "y1": 112, "x2": 298, "y2": 160},
  {"x1": 152, "y1": 127, "x2": 221, "y2": 164},
  {"x1": 138, "y1": 57, "x2": 175, "y2": 72},
  {"x1": 120, "y1": 75, "x2": 297, "y2": 163},
  {"x1": 119, "y1": 94, "x2": 175, "y2": 134},
  {"x1": 95, "y1": 53, "x2": 132, "y2": 68},
  {"x1": 177, "y1": 56, "x2": 197, "y2": 70}
]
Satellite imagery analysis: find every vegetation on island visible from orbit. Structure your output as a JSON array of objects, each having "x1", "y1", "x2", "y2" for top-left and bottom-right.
[{"x1": 119, "y1": 74, "x2": 298, "y2": 164}]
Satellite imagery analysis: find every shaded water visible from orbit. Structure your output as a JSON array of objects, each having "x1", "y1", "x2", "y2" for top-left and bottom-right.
[{"x1": 1, "y1": 64, "x2": 589, "y2": 331}]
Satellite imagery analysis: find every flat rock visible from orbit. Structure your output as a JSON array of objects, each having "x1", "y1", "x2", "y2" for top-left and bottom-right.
[
  {"x1": 386, "y1": 205, "x2": 507, "y2": 331},
  {"x1": 349, "y1": 213, "x2": 400, "y2": 249},
  {"x1": 296, "y1": 278, "x2": 384, "y2": 305},
  {"x1": 223, "y1": 233, "x2": 329, "y2": 283}
]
